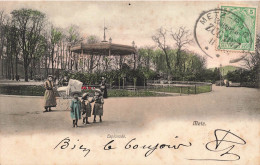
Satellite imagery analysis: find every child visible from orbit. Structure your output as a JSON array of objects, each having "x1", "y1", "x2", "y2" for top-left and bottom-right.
[
  {"x1": 70, "y1": 92, "x2": 82, "y2": 128},
  {"x1": 92, "y1": 89, "x2": 104, "y2": 123},
  {"x1": 81, "y1": 93, "x2": 94, "y2": 124}
]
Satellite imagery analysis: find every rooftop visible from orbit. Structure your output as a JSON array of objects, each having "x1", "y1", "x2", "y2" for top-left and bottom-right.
[{"x1": 70, "y1": 42, "x2": 136, "y2": 55}]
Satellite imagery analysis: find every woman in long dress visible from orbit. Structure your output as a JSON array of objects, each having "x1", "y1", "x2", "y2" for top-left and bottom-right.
[
  {"x1": 100, "y1": 77, "x2": 107, "y2": 98},
  {"x1": 43, "y1": 75, "x2": 57, "y2": 112}
]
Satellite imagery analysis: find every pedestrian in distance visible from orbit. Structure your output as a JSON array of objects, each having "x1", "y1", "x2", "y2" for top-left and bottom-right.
[{"x1": 100, "y1": 77, "x2": 108, "y2": 98}]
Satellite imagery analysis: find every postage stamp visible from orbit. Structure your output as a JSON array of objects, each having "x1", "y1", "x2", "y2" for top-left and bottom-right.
[{"x1": 218, "y1": 5, "x2": 257, "y2": 52}]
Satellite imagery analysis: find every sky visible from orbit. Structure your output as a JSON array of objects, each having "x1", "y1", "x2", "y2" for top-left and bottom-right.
[{"x1": 0, "y1": 1, "x2": 259, "y2": 68}]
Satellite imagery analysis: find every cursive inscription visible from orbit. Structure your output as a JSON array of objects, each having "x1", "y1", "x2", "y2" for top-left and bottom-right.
[
  {"x1": 54, "y1": 137, "x2": 91, "y2": 157},
  {"x1": 104, "y1": 136, "x2": 192, "y2": 157},
  {"x1": 187, "y1": 129, "x2": 246, "y2": 161},
  {"x1": 54, "y1": 129, "x2": 246, "y2": 161}
]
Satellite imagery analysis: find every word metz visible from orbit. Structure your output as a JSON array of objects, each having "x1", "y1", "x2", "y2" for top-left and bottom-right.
[{"x1": 193, "y1": 121, "x2": 206, "y2": 126}]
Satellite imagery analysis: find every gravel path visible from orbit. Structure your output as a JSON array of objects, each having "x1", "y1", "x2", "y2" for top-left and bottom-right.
[{"x1": 0, "y1": 85, "x2": 259, "y2": 135}]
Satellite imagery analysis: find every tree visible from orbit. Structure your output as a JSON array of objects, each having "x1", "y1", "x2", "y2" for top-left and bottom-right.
[
  {"x1": 137, "y1": 46, "x2": 155, "y2": 70},
  {"x1": 50, "y1": 26, "x2": 62, "y2": 75},
  {"x1": 0, "y1": 10, "x2": 8, "y2": 77},
  {"x1": 4, "y1": 19, "x2": 20, "y2": 80},
  {"x1": 152, "y1": 27, "x2": 171, "y2": 76},
  {"x1": 242, "y1": 34, "x2": 260, "y2": 87},
  {"x1": 11, "y1": 8, "x2": 46, "y2": 81},
  {"x1": 86, "y1": 35, "x2": 102, "y2": 73},
  {"x1": 170, "y1": 26, "x2": 193, "y2": 74},
  {"x1": 243, "y1": 34, "x2": 260, "y2": 69},
  {"x1": 66, "y1": 25, "x2": 82, "y2": 70}
]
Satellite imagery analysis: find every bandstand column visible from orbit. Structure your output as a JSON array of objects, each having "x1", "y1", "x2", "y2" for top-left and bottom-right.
[{"x1": 81, "y1": 48, "x2": 84, "y2": 72}]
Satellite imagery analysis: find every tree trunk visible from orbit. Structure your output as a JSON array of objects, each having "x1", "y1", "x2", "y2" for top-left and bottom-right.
[
  {"x1": 61, "y1": 42, "x2": 64, "y2": 69},
  {"x1": 70, "y1": 52, "x2": 73, "y2": 70},
  {"x1": 57, "y1": 46, "x2": 59, "y2": 70},
  {"x1": 15, "y1": 52, "x2": 18, "y2": 77},
  {"x1": 74, "y1": 53, "x2": 78, "y2": 71},
  {"x1": 65, "y1": 46, "x2": 68, "y2": 70},
  {"x1": 30, "y1": 62, "x2": 33, "y2": 80},
  {"x1": 10, "y1": 52, "x2": 14, "y2": 80},
  {"x1": 51, "y1": 46, "x2": 54, "y2": 75},
  {"x1": 68, "y1": 49, "x2": 71, "y2": 70},
  {"x1": 134, "y1": 53, "x2": 136, "y2": 70},
  {"x1": 24, "y1": 62, "x2": 28, "y2": 82},
  {"x1": 119, "y1": 56, "x2": 123, "y2": 69},
  {"x1": 163, "y1": 49, "x2": 171, "y2": 71},
  {"x1": 89, "y1": 54, "x2": 94, "y2": 73}
]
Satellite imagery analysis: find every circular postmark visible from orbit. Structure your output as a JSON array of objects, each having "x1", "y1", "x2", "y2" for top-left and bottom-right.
[{"x1": 194, "y1": 7, "x2": 255, "y2": 63}]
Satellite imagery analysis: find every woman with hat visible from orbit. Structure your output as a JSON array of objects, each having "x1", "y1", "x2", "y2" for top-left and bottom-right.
[
  {"x1": 81, "y1": 93, "x2": 94, "y2": 124},
  {"x1": 43, "y1": 75, "x2": 57, "y2": 112},
  {"x1": 92, "y1": 89, "x2": 104, "y2": 123},
  {"x1": 100, "y1": 77, "x2": 108, "y2": 98},
  {"x1": 70, "y1": 92, "x2": 82, "y2": 128}
]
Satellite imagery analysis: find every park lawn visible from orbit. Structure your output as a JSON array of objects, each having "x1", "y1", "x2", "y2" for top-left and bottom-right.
[
  {"x1": 148, "y1": 85, "x2": 211, "y2": 94},
  {"x1": 107, "y1": 89, "x2": 167, "y2": 97},
  {"x1": 0, "y1": 85, "x2": 211, "y2": 96},
  {"x1": 196, "y1": 85, "x2": 212, "y2": 94},
  {"x1": 0, "y1": 85, "x2": 45, "y2": 96}
]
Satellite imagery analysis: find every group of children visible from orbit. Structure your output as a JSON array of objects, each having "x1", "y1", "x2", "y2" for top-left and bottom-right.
[{"x1": 70, "y1": 89, "x2": 104, "y2": 128}]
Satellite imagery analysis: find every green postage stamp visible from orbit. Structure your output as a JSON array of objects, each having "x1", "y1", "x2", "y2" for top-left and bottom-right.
[{"x1": 218, "y1": 5, "x2": 257, "y2": 52}]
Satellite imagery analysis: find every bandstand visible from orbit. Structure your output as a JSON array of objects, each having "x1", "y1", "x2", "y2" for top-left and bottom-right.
[{"x1": 70, "y1": 29, "x2": 137, "y2": 72}]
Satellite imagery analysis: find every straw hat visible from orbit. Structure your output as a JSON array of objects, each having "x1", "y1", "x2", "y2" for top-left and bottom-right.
[
  {"x1": 71, "y1": 91, "x2": 82, "y2": 97},
  {"x1": 94, "y1": 89, "x2": 102, "y2": 95},
  {"x1": 82, "y1": 93, "x2": 89, "y2": 99}
]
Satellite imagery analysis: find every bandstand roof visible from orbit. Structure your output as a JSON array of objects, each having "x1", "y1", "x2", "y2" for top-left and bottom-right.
[{"x1": 70, "y1": 42, "x2": 136, "y2": 55}]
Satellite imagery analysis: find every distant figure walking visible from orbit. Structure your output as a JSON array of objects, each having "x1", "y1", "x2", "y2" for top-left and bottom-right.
[
  {"x1": 100, "y1": 77, "x2": 107, "y2": 98},
  {"x1": 43, "y1": 75, "x2": 57, "y2": 112}
]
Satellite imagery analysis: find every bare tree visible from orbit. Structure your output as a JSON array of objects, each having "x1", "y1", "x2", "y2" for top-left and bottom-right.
[
  {"x1": 152, "y1": 27, "x2": 171, "y2": 73},
  {"x1": 66, "y1": 24, "x2": 83, "y2": 70},
  {"x1": 86, "y1": 35, "x2": 102, "y2": 73},
  {"x1": 170, "y1": 26, "x2": 193, "y2": 73},
  {"x1": 243, "y1": 34, "x2": 260, "y2": 70}
]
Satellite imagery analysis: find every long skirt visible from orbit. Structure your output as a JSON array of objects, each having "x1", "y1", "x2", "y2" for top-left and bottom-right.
[
  {"x1": 92, "y1": 103, "x2": 103, "y2": 116},
  {"x1": 44, "y1": 90, "x2": 57, "y2": 107},
  {"x1": 83, "y1": 107, "x2": 92, "y2": 117},
  {"x1": 103, "y1": 88, "x2": 108, "y2": 98},
  {"x1": 71, "y1": 108, "x2": 81, "y2": 120}
]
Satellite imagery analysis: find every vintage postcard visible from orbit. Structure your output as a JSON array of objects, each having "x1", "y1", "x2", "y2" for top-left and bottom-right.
[{"x1": 0, "y1": 1, "x2": 259, "y2": 165}]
